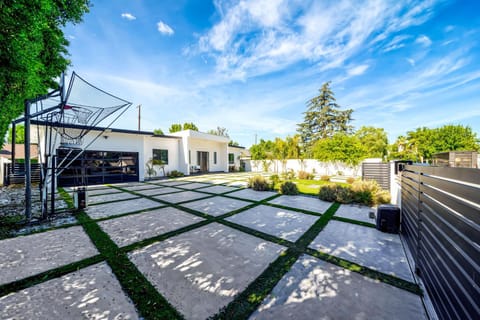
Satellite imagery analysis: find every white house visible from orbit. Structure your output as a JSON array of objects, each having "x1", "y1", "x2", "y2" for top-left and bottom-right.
[{"x1": 32, "y1": 122, "x2": 248, "y2": 186}]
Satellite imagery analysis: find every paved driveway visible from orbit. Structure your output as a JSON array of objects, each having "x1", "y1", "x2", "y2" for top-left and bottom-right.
[{"x1": 0, "y1": 173, "x2": 427, "y2": 319}]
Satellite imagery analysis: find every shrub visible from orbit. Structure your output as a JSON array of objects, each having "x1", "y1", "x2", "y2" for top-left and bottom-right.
[
  {"x1": 247, "y1": 175, "x2": 273, "y2": 191},
  {"x1": 318, "y1": 184, "x2": 338, "y2": 202},
  {"x1": 353, "y1": 191, "x2": 373, "y2": 206},
  {"x1": 346, "y1": 177, "x2": 356, "y2": 184},
  {"x1": 351, "y1": 180, "x2": 379, "y2": 195},
  {"x1": 282, "y1": 169, "x2": 296, "y2": 180},
  {"x1": 298, "y1": 170, "x2": 314, "y2": 180},
  {"x1": 335, "y1": 185, "x2": 355, "y2": 204},
  {"x1": 318, "y1": 180, "x2": 391, "y2": 206},
  {"x1": 280, "y1": 181, "x2": 299, "y2": 195},
  {"x1": 375, "y1": 189, "x2": 391, "y2": 204},
  {"x1": 320, "y1": 175, "x2": 330, "y2": 182},
  {"x1": 167, "y1": 170, "x2": 184, "y2": 178},
  {"x1": 270, "y1": 174, "x2": 280, "y2": 187}
]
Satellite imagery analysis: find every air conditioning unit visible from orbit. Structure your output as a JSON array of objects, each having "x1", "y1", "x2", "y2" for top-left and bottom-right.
[{"x1": 376, "y1": 204, "x2": 400, "y2": 233}]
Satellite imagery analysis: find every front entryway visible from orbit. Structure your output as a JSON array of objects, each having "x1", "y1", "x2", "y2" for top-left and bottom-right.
[{"x1": 197, "y1": 151, "x2": 209, "y2": 172}]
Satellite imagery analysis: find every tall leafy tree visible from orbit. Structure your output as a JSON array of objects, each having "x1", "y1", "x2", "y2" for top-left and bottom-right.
[
  {"x1": 312, "y1": 133, "x2": 368, "y2": 167},
  {"x1": 153, "y1": 128, "x2": 164, "y2": 135},
  {"x1": 168, "y1": 123, "x2": 182, "y2": 133},
  {"x1": 355, "y1": 126, "x2": 389, "y2": 158},
  {"x1": 207, "y1": 126, "x2": 229, "y2": 137},
  {"x1": 182, "y1": 122, "x2": 198, "y2": 131},
  {"x1": 389, "y1": 125, "x2": 479, "y2": 162},
  {"x1": 0, "y1": 0, "x2": 91, "y2": 146},
  {"x1": 297, "y1": 81, "x2": 353, "y2": 155},
  {"x1": 7, "y1": 124, "x2": 26, "y2": 144}
]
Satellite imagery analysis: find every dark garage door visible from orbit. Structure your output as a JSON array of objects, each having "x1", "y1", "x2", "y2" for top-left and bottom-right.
[{"x1": 57, "y1": 149, "x2": 139, "y2": 187}]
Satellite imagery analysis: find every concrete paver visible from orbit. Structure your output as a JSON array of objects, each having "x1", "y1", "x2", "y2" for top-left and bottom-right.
[
  {"x1": 99, "y1": 207, "x2": 204, "y2": 247},
  {"x1": 154, "y1": 180, "x2": 191, "y2": 186},
  {"x1": 0, "y1": 262, "x2": 139, "y2": 319},
  {"x1": 335, "y1": 204, "x2": 376, "y2": 224},
  {"x1": 128, "y1": 223, "x2": 285, "y2": 320},
  {"x1": 226, "y1": 205, "x2": 319, "y2": 242},
  {"x1": 250, "y1": 255, "x2": 426, "y2": 320},
  {"x1": 226, "y1": 180, "x2": 248, "y2": 187},
  {"x1": 134, "y1": 186, "x2": 180, "y2": 196},
  {"x1": 0, "y1": 226, "x2": 98, "y2": 286},
  {"x1": 268, "y1": 195, "x2": 331, "y2": 214},
  {"x1": 181, "y1": 196, "x2": 252, "y2": 217},
  {"x1": 85, "y1": 198, "x2": 163, "y2": 219},
  {"x1": 154, "y1": 191, "x2": 211, "y2": 204},
  {"x1": 309, "y1": 220, "x2": 413, "y2": 281},
  {"x1": 85, "y1": 187, "x2": 120, "y2": 196},
  {"x1": 88, "y1": 192, "x2": 139, "y2": 204},
  {"x1": 228, "y1": 188, "x2": 277, "y2": 201},
  {"x1": 176, "y1": 182, "x2": 212, "y2": 190},
  {"x1": 121, "y1": 184, "x2": 160, "y2": 191},
  {"x1": 197, "y1": 185, "x2": 240, "y2": 194}
]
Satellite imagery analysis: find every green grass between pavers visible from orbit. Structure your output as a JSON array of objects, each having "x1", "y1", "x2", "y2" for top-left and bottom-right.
[
  {"x1": 75, "y1": 212, "x2": 184, "y2": 319},
  {"x1": 59, "y1": 188, "x2": 184, "y2": 320},
  {"x1": 0, "y1": 255, "x2": 104, "y2": 297},
  {"x1": 331, "y1": 215, "x2": 377, "y2": 228},
  {"x1": 63, "y1": 184, "x2": 421, "y2": 319},
  {"x1": 210, "y1": 202, "x2": 340, "y2": 319},
  {"x1": 209, "y1": 249, "x2": 301, "y2": 320},
  {"x1": 304, "y1": 248, "x2": 422, "y2": 295}
]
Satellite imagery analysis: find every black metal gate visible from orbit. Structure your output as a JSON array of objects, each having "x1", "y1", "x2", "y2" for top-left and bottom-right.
[{"x1": 401, "y1": 165, "x2": 479, "y2": 320}]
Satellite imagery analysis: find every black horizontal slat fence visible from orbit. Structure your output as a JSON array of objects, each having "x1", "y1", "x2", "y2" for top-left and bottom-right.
[{"x1": 401, "y1": 165, "x2": 480, "y2": 320}]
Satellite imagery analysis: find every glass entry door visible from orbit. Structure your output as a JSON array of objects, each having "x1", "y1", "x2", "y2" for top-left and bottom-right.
[{"x1": 197, "y1": 151, "x2": 209, "y2": 172}]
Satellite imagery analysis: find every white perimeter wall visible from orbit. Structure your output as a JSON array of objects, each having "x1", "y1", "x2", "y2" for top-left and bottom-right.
[{"x1": 246, "y1": 159, "x2": 362, "y2": 177}]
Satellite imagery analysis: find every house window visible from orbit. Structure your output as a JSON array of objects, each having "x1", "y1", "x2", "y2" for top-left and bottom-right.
[
  {"x1": 214, "y1": 152, "x2": 217, "y2": 164},
  {"x1": 153, "y1": 149, "x2": 168, "y2": 164},
  {"x1": 228, "y1": 153, "x2": 235, "y2": 164},
  {"x1": 189, "y1": 150, "x2": 191, "y2": 164}
]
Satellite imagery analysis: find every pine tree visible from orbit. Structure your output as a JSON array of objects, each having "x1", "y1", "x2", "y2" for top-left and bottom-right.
[{"x1": 297, "y1": 82, "x2": 353, "y2": 155}]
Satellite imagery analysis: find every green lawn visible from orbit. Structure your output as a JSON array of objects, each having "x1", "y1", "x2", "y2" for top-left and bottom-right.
[{"x1": 274, "y1": 179, "x2": 348, "y2": 196}]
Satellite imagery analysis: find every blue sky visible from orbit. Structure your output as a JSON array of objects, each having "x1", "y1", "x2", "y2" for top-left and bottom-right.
[{"x1": 63, "y1": 0, "x2": 480, "y2": 147}]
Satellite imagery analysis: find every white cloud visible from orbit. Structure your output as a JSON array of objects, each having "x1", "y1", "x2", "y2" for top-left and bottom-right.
[
  {"x1": 347, "y1": 64, "x2": 369, "y2": 76},
  {"x1": 383, "y1": 35, "x2": 411, "y2": 52},
  {"x1": 157, "y1": 21, "x2": 174, "y2": 35},
  {"x1": 406, "y1": 58, "x2": 415, "y2": 66},
  {"x1": 195, "y1": 0, "x2": 442, "y2": 80},
  {"x1": 121, "y1": 13, "x2": 136, "y2": 21},
  {"x1": 415, "y1": 35, "x2": 432, "y2": 46},
  {"x1": 444, "y1": 25, "x2": 455, "y2": 32}
]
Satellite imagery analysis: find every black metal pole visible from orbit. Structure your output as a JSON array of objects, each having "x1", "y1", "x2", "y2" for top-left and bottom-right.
[
  {"x1": 51, "y1": 155, "x2": 56, "y2": 216},
  {"x1": 24, "y1": 100, "x2": 31, "y2": 222},
  {"x1": 11, "y1": 122, "x2": 16, "y2": 170}
]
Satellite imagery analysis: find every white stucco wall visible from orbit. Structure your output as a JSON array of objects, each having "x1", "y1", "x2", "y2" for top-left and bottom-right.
[
  {"x1": 143, "y1": 136, "x2": 181, "y2": 178},
  {"x1": 171, "y1": 130, "x2": 230, "y2": 173},
  {"x1": 188, "y1": 138, "x2": 228, "y2": 172}
]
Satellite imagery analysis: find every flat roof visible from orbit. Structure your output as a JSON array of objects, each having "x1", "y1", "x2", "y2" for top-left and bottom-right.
[{"x1": 31, "y1": 120, "x2": 181, "y2": 139}]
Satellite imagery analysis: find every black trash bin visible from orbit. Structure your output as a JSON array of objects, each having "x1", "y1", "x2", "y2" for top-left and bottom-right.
[
  {"x1": 376, "y1": 204, "x2": 400, "y2": 233},
  {"x1": 74, "y1": 187, "x2": 87, "y2": 209}
]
